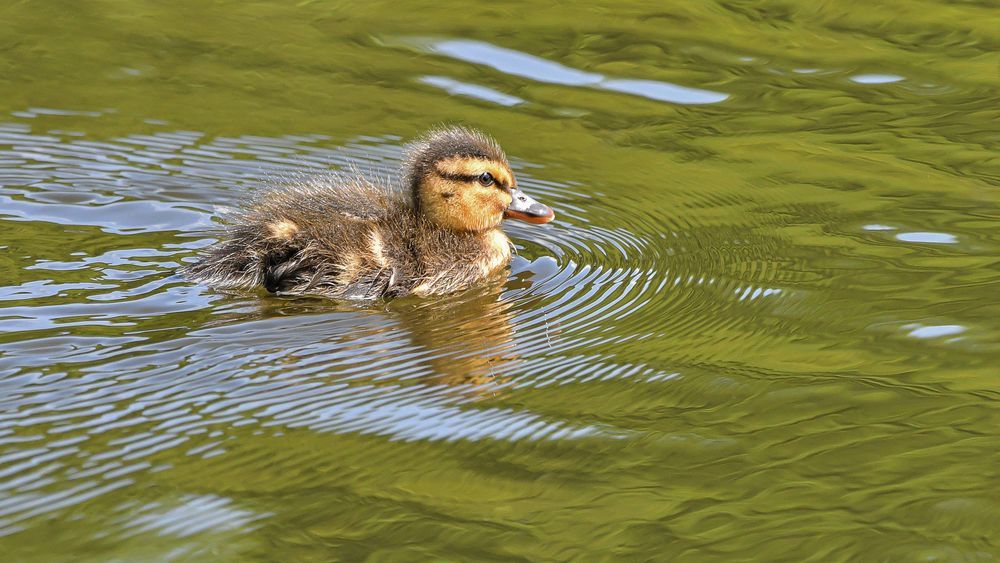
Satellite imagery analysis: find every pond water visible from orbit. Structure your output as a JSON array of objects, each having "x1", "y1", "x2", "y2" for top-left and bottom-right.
[{"x1": 2, "y1": 1, "x2": 999, "y2": 560}]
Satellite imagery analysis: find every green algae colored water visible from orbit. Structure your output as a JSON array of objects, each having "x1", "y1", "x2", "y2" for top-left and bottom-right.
[{"x1": 2, "y1": 1, "x2": 999, "y2": 560}]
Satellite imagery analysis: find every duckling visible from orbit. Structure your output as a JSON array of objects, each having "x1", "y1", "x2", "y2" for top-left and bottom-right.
[{"x1": 180, "y1": 126, "x2": 555, "y2": 300}]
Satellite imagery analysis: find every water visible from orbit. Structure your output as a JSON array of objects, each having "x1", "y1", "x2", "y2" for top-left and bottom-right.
[{"x1": 2, "y1": 1, "x2": 999, "y2": 560}]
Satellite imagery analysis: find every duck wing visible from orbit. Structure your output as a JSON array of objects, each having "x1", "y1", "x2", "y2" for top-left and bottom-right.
[{"x1": 180, "y1": 175, "x2": 413, "y2": 298}]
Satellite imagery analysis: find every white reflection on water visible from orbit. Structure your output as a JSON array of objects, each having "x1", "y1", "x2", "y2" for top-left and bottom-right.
[
  {"x1": 906, "y1": 324, "x2": 966, "y2": 339},
  {"x1": 431, "y1": 40, "x2": 604, "y2": 86},
  {"x1": 896, "y1": 231, "x2": 957, "y2": 244},
  {"x1": 419, "y1": 75, "x2": 525, "y2": 106},
  {"x1": 126, "y1": 494, "x2": 269, "y2": 538},
  {"x1": 421, "y1": 39, "x2": 729, "y2": 105},
  {"x1": 850, "y1": 73, "x2": 905, "y2": 84},
  {"x1": 862, "y1": 223, "x2": 895, "y2": 231}
]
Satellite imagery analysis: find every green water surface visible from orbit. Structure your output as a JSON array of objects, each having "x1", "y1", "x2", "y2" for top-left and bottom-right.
[{"x1": 2, "y1": 1, "x2": 999, "y2": 560}]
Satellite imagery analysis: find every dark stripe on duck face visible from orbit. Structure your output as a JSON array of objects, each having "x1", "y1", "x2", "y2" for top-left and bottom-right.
[
  {"x1": 433, "y1": 156, "x2": 514, "y2": 189},
  {"x1": 433, "y1": 170, "x2": 512, "y2": 190}
]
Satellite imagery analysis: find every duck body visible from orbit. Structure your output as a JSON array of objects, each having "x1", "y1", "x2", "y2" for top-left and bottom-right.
[{"x1": 181, "y1": 127, "x2": 554, "y2": 300}]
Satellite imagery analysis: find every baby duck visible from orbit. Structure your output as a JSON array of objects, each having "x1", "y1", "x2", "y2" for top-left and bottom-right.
[{"x1": 180, "y1": 126, "x2": 555, "y2": 300}]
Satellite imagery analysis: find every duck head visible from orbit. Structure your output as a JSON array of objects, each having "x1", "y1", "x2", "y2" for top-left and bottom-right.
[{"x1": 404, "y1": 126, "x2": 555, "y2": 232}]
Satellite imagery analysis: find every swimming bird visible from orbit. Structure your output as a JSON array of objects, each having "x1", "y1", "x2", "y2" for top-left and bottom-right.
[{"x1": 180, "y1": 126, "x2": 555, "y2": 299}]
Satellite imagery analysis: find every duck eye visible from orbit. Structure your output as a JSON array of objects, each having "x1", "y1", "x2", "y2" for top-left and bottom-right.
[{"x1": 477, "y1": 172, "x2": 495, "y2": 187}]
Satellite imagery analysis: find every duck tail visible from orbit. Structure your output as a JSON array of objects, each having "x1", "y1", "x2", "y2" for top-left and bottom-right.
[{"x1": 179, "y1": 223, "x2": 294, "y2": 290}]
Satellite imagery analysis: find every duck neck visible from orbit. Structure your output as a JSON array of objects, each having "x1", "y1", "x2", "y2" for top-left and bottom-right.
[
  {"x1": 413, "y1": 225, "x2": 511, "y2": 265},
  {"x1": 480, "y1": 226, "x2": 511, "y2": 252},
  {"x1": 478, "y1": 227, "x2": 513, "y2": 271}
]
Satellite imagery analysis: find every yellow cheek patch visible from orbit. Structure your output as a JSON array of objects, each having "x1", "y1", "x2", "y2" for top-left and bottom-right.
[
  {"x1": 422, "y1": 175, "x2": 457, "y2": 197},
  {"x1": 268, "y1": 219, "x2": 299, "y2": 239},
  {"x1": 475, "y1": 191, "x2": 506, "y2": 213}
]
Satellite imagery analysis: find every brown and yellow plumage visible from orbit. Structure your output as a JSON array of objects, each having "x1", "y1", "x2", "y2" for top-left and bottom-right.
[{"x1": 180, "y1": 126, "x2": 555, "y2": 300}]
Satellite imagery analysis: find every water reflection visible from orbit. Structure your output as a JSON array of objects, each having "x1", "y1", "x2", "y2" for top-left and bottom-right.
[
  {"x1": 392, "y1": 37, "x2": 730, "y2": 105},
  {"x1": 392, "y1": 279, "x2": 520, "y2": 395},
  {"x1": 895, "y1": 231, "x2": 957, "y2": 244},
  {"x1": 122, "y1": 494, "x2": 269, "y2": 539},
  {"x1": 229, "y1": 276, "x2": 525, "y2": 398},
  {"x1": 850, "y1": 73, "x2": 905, "y2": 84},
  {"x1": 419, "y1": 76, "x2": 525, "y2": 107}
]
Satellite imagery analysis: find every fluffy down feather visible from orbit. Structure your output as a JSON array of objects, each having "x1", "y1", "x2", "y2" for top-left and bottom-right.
[{"x1": 180, "y1": 128, "x2": 519, "y2": 300}]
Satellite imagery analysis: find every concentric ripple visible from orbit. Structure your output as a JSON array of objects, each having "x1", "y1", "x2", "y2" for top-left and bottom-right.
[{"x1": 0, "y1": 117, "x2": 797, "y2": 538}]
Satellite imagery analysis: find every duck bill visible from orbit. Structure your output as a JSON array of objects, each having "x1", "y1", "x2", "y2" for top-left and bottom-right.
[{"x1": 505, "y1": 188, "x2": 555, "y2": 224}]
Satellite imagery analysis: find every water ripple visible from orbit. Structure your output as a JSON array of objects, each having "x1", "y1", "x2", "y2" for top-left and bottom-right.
[{"x1": 3, "y1": 102, "x2": 994, "y2": 551}]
